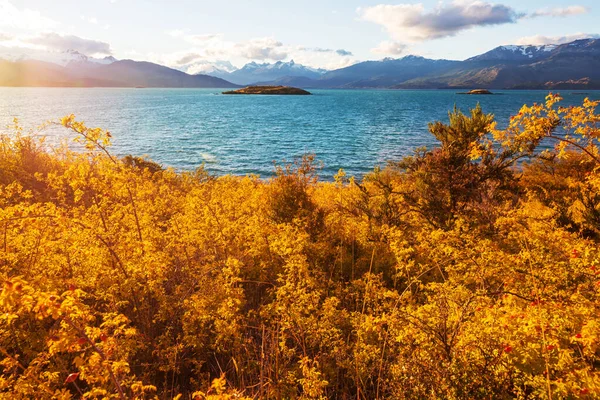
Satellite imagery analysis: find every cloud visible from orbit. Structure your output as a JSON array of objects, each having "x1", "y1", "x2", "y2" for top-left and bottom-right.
[
  {"x1": 514, "y1": 33, "x2": 600, "y2": 46},
  {"x1": 163, "y1": 32, "x2": 356, "y2": 70},
  {"x1": 25, "y1": 33, "x2": 112, "y2": 55},
  {"x1": 288, "y1": 46, "x2": 356, "y2": 69},
  {"x1": 189, "y1": 34, "x2": 221, "y2": 42},
  {"x1": 167, "y1": 30, "x2": 224, "y2": 45},
  {"x1": 237, "y1": 37, "x2": 287, "y2": 61},
  {"x1": 358, "y1": 1, "x2": 521, "y2": 42},
  {"x1": 0, "y1": 2, "x2": 113, "y2": 57},
  {"x1": 187, "y1": 34, "x2": 224, "y2": 44},
  {"x1": 175, "y1": 53, "x2": 202, "y2": 65},
  {"x1": 336, "y1": 49, "x2": 353, "y2": 56},
  {"x1": 0, "y1": 0, "x2": 57, "y2": 30},
  {"x1": 301, "y1": 47, "x2": 334, "y2": 53},
  {"x1": 167, "y1": 31, "x2": 287, "y2": 61},
  {"x1": 371, "y1": 41, "x2": 407, "y2": 55},
  {"x1": 296, "y1": 47, "x2": 353, "y2": 56},
  {"x1": 530, "y1": 6, "x2": 589, "y2": 18}
]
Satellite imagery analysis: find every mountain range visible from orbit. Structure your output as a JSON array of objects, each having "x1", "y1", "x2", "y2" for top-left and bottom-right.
[
  {"x1": 2, "y1": 39, "x2": 600, "y2": 89},
  {"x1": 247, "y1": 39, "x2": 600, "y2": 89},
  {"x1": 206, "y1": 60, "x2": 326, "y2": 85},
  {"x1": 0, "y1": 50, "x2": 237, "y2": 88}
]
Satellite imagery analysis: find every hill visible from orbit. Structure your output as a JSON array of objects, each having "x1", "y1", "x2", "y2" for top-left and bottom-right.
[
  {"x1": 0, "y1": 59, "x2": 121, "y2": 87},
  {"x1": 71, "y1": 60, "x2": 239, "y2": 88},
  {"x1": 0, "y1": 57, "x2": 238, "y2": 88}
]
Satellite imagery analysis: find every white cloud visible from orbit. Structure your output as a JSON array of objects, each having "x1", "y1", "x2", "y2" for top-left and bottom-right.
[
  {"x1": 167, "y1": 30, "x2": 223, "y2": 44},
  {"x1": 0, "y1": 2, "x2": 110, "y2": 58},
  {"x1": 530, "y1": 6, "x2": 589, "y2": 18},
  {"x1": 288, "y1": 45, "x2": 356, "y2": 70},
  {"x1": 187, "y1": 34, "x2": 224, "y2": 44},
  {"x1": 157, "y1": 32, "x2": 357, "y2": 71},
  {"x1": 237, "y1": 37, "x2": 287, "y2": 61},
  {"x1": 0, "y1": 0, "x2": 57, "y2": 31},
  {"x1": 166, "y1": 31, "x2": 287, "y2": 61},
  {"x1": 359, "y1": 1, "x2": 521, "y2": 42},
  {"x1": 371, "y1": 41, "x2": 407, "y2": 55},
  {"x1": 175, "y1": 52, "x2": 202, "y2": 65},
  {"x1": 514, "y1": 33, "x2": 600, "y2": 46},
  {"x1": 25, "y1": 32, "x2": 112, "y2": 56},
  {"x1": 297, "y1": 47, "x2": 353, "y2": 56}
]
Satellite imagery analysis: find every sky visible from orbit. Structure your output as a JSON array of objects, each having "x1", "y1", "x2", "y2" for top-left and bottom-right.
[{"x1": 0, "y1": 0, "x2": 598, "y2": 72}]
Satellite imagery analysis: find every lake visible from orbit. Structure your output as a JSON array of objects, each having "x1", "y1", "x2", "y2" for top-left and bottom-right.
[{"x1": 0, "y1": 88, "x2": 596, "y2": 179}]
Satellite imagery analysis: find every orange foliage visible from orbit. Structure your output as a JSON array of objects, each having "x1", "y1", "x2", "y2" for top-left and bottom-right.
[{"x1": 0, "y1": 95, "x2": 599, "y2": 399}]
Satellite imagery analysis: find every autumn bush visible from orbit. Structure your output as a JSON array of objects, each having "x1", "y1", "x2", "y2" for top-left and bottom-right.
[{"x1": 0, "y1": 94, "x2": 599, "y2": 399}]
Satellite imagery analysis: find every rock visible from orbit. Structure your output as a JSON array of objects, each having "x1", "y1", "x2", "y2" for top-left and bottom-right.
[{"x1": 222, "y1": 86, "x2": 311, "y2": 95}]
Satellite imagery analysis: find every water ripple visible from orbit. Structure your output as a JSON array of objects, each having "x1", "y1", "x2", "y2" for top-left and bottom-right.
[{"x1": 1, "y1": 88, "x2": 596, "y2": 180}]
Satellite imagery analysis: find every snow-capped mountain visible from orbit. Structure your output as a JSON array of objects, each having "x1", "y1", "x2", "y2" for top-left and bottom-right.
[
  {"x1": 0, "y1": 48, "x2": 116, "y2": 66},
  {"x1": 3, "y1": 38, "x2": 600, "y2": 89},
  {"x1": 400, "y1": 38, "x2": 600, "y2": 89},
  {"x1": 294, "y1": 55, "x2": 459, "y2": 88},
  {"x1": 205, "y1": 60, "x2": 327, "y2": 85},
  {"x1": 467, "y1": 44, "x2": 557, "y2": 62},
  {"x1": 186, "y1": 60, "x2": 237, "y2": 76}
]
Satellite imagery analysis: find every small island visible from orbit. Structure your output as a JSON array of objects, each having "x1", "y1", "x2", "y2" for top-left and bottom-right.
[
  {"x1": 223, "y1": 86, "x2": 312, "y2": 95},
  {"x1": 458, "y1": 89, "x2": 494, "y2": 95}
]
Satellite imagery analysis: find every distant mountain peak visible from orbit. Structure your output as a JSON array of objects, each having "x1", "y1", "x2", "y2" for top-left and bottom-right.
[
  {"x1": 568, "y1": 38, "x2": 597, "y2": 47},
  {"x1": 501, "y1": 44, "x2": 556, "y2": 53},
  {"x1": 401, "y1": 55, "x2": 426, "y2": 60},
  {"x1": 467, "y1": 44, "x2": 558, "y2": 62},
  {"x1": 187, "y1": 60, "x2": 237, "y2": 75},
  {"x1": 379, "y1": 55, "x2": 431, "y2": 63},
  {"x1": 205, "y1": 60, "x2": 327, "y2": 85}
]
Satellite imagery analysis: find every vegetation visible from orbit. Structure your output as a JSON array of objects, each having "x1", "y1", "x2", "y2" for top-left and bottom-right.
[
  {"x1": 1, "y1": 94, "x2": 599, "y2": 399},
  {"x1": 222, "y1": 86, "x2": 311, "y2": 95},
  {"x1": 458, "y1": 89, "x2": 494, "y2": 95}
]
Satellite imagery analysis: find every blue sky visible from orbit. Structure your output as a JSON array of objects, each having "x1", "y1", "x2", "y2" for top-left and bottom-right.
[{"x1": 0, "y1": 0, "x2": 597, "y2": 71}]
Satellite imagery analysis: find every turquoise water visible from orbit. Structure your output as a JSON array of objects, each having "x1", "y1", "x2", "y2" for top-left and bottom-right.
[{"x1": 0, "y1": 88, "x2": 596, "y2": 178}]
